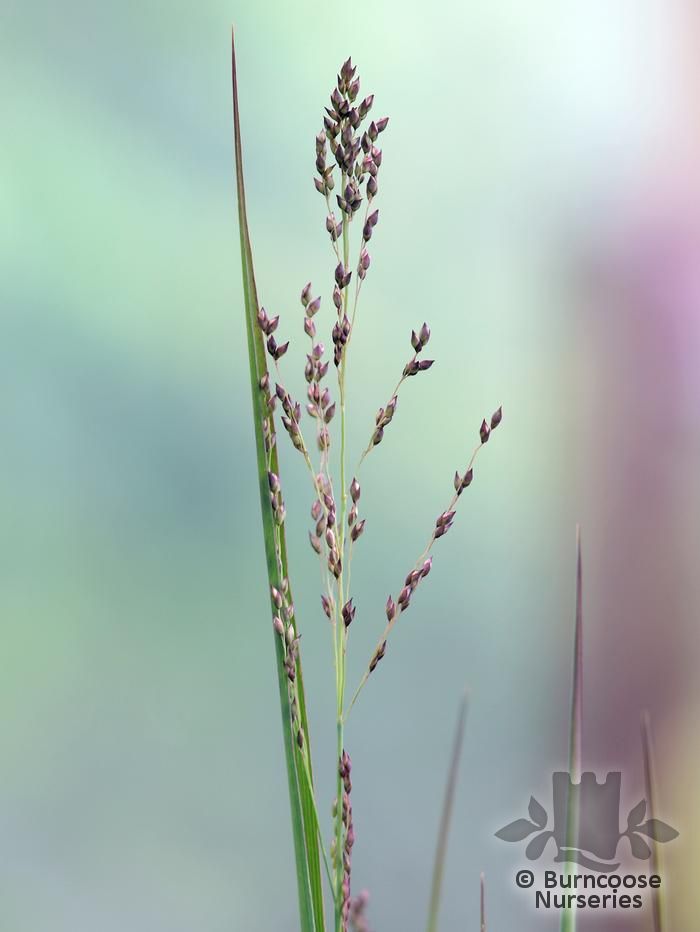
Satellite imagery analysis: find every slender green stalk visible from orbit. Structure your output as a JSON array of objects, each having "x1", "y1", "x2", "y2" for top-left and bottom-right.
[
  {"x1": 560, "y1": 525, "x2": 583, "y2": 932},
  {"x1": 231, "y1": 31, "x2": 325, "y2": 932},
  {"x1": 641, "y1": 711, "x2": 666, "y2": 932},
  {"x1": 426, "y1": 691, "x2": 469, "y2": 932},
  {"x1": 334, "y1": 189, "x2": 351, "y2": 932}
]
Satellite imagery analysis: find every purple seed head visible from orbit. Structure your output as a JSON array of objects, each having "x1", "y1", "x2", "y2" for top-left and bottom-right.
[
  {"x1": 350, "y1": 519, "x2": 366, "y2": 541},
  {"x1": 273, "y1": 615, "x2": 285, "y2": 637},
  {"x1": 406, "y1": 569, "x2": 421, "y2": 589},
  {"x1": 342, "y1": 599, "x2": 356, "y2": 628},
  {"x1": 369, "y1": 640, "x2": 387, "y2": 673},
  {"x1": 350, "y1": 477, "x2": 361, "y2": 503},
  {"x1": 385, "y1": 596, "x2": 396, "y2": 622},
  {"x1": 480, "y1": 419, "x2": 490, "y2": 444},
  {"x1": 359, "y1": 94, "x2": 374, "y2": 118},
  {"x1": 331, "y1": 87, "x2": 343, "y2": 111},
  {"x1": 490, "y1": 405, "x2": 503, "y2": 429}
]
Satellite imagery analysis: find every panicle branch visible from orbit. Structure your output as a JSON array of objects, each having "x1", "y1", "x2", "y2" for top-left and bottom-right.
[
  {"x1": 346, "y1": 407, "x2": 503, "y2": 716},
  {"x1": 359, "y1": 323, "x2": 434, "y2": 463}
]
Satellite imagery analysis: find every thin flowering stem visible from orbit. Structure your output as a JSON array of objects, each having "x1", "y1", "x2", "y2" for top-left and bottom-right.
[
  {"x1": 357, "y1": 323, "x2": 433, "y2": 467},
  {"x1": 357, "y1": 368, "x2": 410, "y2": 468},
  {"x1": 324, "y1": 193, "x2": 344, "y2": 267},
  {"x1": 333, "y1": 210, "x2": 350, "y2": 931},
  {"x1": 344, "y1": 430, "x2": 496, "y2": 721},
  {"x1": 347, "y1": 201, "x2": 374, "y2": 338}
]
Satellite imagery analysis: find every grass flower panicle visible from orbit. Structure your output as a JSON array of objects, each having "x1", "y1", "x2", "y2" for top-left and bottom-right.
[{"x1": 234, "y1": 40, "x2": 501, "y2": 931}]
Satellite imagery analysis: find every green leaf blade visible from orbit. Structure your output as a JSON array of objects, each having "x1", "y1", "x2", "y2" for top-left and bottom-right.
[{"x1": 231, "y1": 30, "x2": 325, "y2": 932}]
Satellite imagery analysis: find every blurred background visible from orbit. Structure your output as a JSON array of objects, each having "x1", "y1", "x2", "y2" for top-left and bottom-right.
[{"x1": 2, "y1": 0, "x2": 699, "y2": 928}]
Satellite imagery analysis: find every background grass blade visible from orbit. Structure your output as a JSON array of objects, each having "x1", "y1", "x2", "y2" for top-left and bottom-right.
[
  {"x1": 641, "y1": 711, "x2": 666, "y2": 932},
  {"x1": 425, "y1": 691, "x2": 468, "y2": 932},
  {"x1": 480, "y1": 872, "x2": 486, "y2": 932},
  {"x1": 231, "y1": 30, "x2": 325, "y2": 932},
  {"x1": 560, "y1": 526, "x2": 582, "y2": 932}
]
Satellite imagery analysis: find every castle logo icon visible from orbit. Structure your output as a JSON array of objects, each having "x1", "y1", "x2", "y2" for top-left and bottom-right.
[{"x1": 495, "y1": 771, "x2": 678, "y2": 872}]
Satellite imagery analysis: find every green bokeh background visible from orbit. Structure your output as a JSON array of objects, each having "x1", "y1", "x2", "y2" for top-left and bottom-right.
[{"x1": 3, "y1": 1, "x2": 698, "y2": 929}]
